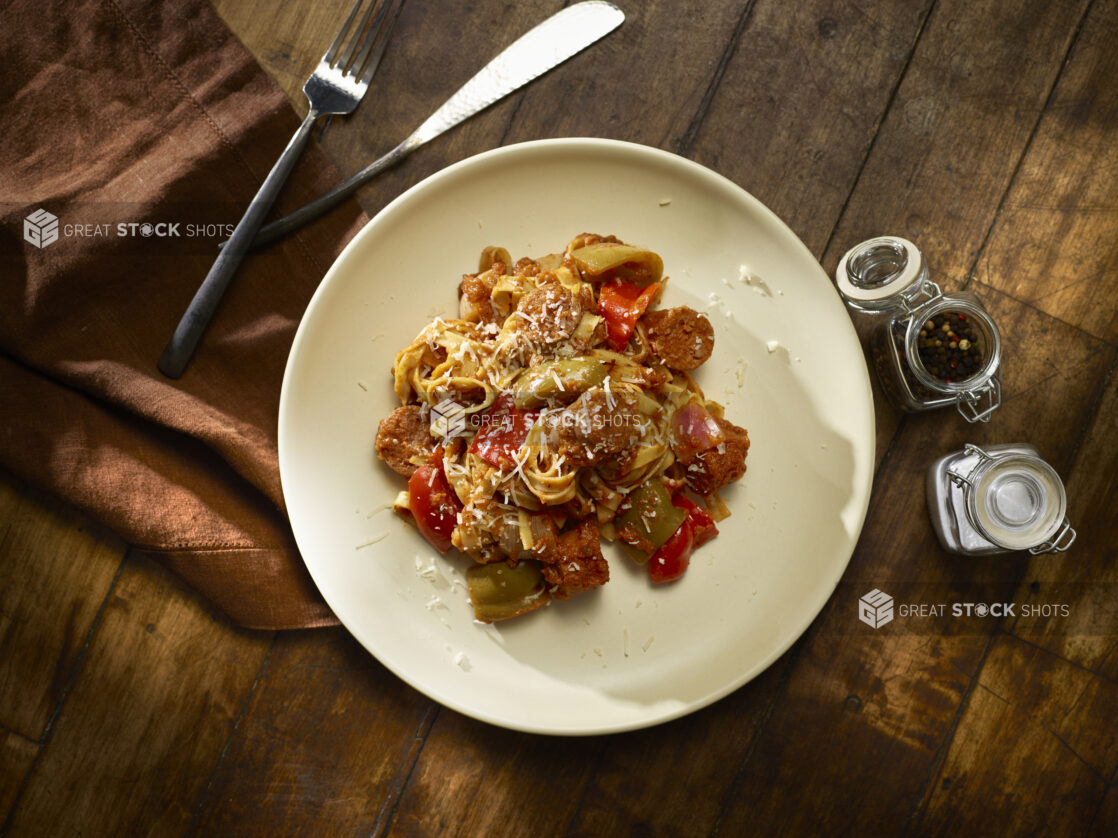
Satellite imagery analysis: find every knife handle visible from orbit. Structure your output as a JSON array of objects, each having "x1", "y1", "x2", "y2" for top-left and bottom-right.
[{"x1": 243, "y1": 135, "x2": 419, "y2": 250}]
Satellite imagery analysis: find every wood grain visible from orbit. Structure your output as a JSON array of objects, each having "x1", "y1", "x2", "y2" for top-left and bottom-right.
[
  {"x1": 689, "y1": 0, "x2": 934, "y2": 257},
  {"x1": 824, "y1": 0, "x2": 1091, "y2": 288},
  {"x1": 563, "y1": 655, "x2": 795, "y2": 837},
  {"x1": 1091, "y1": 783, "x2": 1118, "y2": 837},
  {"x1": 387, "y1": 711, "x2": 603, "y2": 838},
  {"x1": 2, "y1": 554, "x2": 270, "y2": 836},
  {"x1": 501, "y1": 0, "x2": 746, "y2": 151},
  {"x1": 0, "y1": 471, "x2": 124, "y2": 739},
  {"x1": 211, "y1": 0, "x2": 355, "y2": 109},
  {"x1": 971, "y1": 283, "x2": 1114, "y2": 462},
  {"x1": 0, "y1": 730, "x2": 38, "y2": 823},
  {"x1": 217, "y1": 0, "x2": 585, "y2": 224},
  {"x1": 977, "y1": 0, "x2": 1118, "y2": 344},
  {"x1": 316, "y1": 0, "x2": 568, "y2": 217},
  {"x1": 192, "y1": 628, "x2": 435, "y2": 836},
  {"x1": 1005, "y1": 350, "x2": 1118, "y2": 673},
  {"x1": 685, "y1": 0, "x2": 936, "y2": 469},
  {"x1": 911, "y1": 633, "x2": 1118, "y2": 836}
]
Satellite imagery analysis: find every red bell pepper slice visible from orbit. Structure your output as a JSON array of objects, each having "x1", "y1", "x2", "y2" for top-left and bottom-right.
[
  {"x1": 468, "y1": 394, "x2": 539, "y2": 469},
  {"x1": 649, "y1": 516, "x2": 694, "y2": 584},
  {"x1": 408, "y1": 448, "x2": 462, "y2": 554},
  {"x1": 647, "y1": 494, "x2": 717, "y2": 584},
  {"x1": 598, "y1": 280, "x2": 661, "y2": 351},
  {"x1": 671, "y1": 494, "x2": 719, "y2": 548}
]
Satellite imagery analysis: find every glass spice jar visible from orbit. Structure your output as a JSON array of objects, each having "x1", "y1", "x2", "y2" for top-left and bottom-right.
[
  {"x1": 835, "y1": 236, "x2": 1002, "y2": 422},
  {"x1": 926, "y1": 443, "x2": 1076, "y2": 555}
]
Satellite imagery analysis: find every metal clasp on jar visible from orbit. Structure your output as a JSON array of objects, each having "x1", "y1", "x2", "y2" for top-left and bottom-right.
[
  {"x1": 955, "y1": 377, "x2": 1001, "y2": 423},
  {"x1": 946, "y1": 443, "x2": 997, "y2": 489},
  {"x1": 1030, "y1": 518, "x2": 1077, "y2": 555},
  {"x1": 947, "y1": 444, "x2": 1076, "y2": 554}
]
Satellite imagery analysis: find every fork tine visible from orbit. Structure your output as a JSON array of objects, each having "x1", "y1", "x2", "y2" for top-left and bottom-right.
[
  {"x1": 334, "y1": 0, "x2": 380, "y2": 72},
  {"x1": 322, "y1": 0, "x2": 364, "y2": 65},
  {"x1": 355, "y1": 0, "x2": 404, "y2": 85}
]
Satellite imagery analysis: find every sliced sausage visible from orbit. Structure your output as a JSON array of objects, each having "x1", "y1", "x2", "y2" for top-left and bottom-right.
[
  {"x1": 549, "y1": 388, "x2": 646, "y2": 468},
  {"x1": 513, "y1": 283, "x2": 582, "y2": 344},
  {"x1": 375, "y1": 405, "x2": 434, "y2": 477},
  {"x1": 644, "y1": 306, "x2": 714, "y2": 371},
  {"x1": 537, "y1": 519, "x2": 609, "y2": 600}
]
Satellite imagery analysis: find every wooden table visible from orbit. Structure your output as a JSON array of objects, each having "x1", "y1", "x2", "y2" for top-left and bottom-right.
[{"x1": 3, "y1": 0, "x2": 1117, "y2": 834}]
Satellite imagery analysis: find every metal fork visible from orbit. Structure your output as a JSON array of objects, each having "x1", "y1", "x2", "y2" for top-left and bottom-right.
[{"x1": 159, "y1": 0, "x2": 403, "y2": 379}]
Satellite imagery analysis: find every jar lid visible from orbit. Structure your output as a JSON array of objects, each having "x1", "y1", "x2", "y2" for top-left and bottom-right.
[
  {"x1": 968, "y1": 454, "x2": 1066, "y2": 550},
  {"x1": 835, "y1": 236, "x2": 924, "y2": 306}
]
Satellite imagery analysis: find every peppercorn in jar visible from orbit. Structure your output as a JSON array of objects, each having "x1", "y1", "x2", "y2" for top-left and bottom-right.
[{"x1": 835, "y1": 236, "x2": 1002, "y2": 422}]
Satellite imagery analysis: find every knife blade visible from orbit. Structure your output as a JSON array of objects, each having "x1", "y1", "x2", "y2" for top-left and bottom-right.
[{"x1": 242, "y1": 1, "x2": 624, "y2": 248}]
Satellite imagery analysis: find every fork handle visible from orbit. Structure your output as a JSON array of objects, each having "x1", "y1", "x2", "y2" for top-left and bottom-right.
[{"x1": 158, "y1": 109, "x2": 321, "y2": 378}]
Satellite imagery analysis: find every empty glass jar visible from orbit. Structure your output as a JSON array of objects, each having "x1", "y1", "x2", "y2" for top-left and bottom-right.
[
  {"x1": 927, "y1": 443, "x2": 1076, "y2": 555},
  {"x1": 835, "y1": 236, "x2": 1002, "y2": 422}
]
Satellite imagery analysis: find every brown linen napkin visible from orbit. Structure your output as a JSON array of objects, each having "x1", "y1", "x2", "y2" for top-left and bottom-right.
[{"x1": 0, "y1": 0, "x2": 370, "y2": 629}]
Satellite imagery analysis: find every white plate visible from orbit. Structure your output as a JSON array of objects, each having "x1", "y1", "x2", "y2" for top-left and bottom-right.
[{"x1": 279, "y1": 138, "x2": 875, "y2": 735}]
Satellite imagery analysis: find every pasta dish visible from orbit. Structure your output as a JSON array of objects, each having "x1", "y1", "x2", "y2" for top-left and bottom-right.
[{"x1": 376, "y1": 234, "x2": 749, "y2": 621}]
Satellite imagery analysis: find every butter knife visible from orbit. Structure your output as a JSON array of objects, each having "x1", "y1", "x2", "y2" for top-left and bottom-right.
[{"x1": 242, "y1": 0, "x2": 624, "y2": 248}]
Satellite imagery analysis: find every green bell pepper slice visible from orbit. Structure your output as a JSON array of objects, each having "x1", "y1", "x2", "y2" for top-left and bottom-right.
[
  {"x1": 570, "y1": 243, "x2": 663, "y2": 286},
  {"x1": 512, "y1": 359, "x2": 608, "y2": 408},
  {"x1": 614, "y1": 480, "x2": 687, "y2": 552},
  {"x1": 466, "y1": 562, "x2": 550, "y2": 622}
]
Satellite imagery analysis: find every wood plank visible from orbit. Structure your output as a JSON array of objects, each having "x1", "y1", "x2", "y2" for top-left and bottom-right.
[
  {"x1": 501, "y1": 0, "x2": 746, "y2": 150},
  {"x1": 1005, "y1": 355, "x2": 1118, "y2": 674},
  {"x1": 910, "y1": 633, "x2": 1117, "y2": 835},
  {"x1": 977, "y1": 0, "x2": 1118, "y2": 687},
  {"x1": 561, "y1": 655, "x2": 795, "y2": 837},
  {"x1": 824, "y1": 0, "x2": 1090, "y2": 295},
  {"x1": 706, "y1": 14, "x2": 1118, "y2": 826},
  {"x1": 191, "y1": 628, "x2": 434, "y2": 836},
  {"x1": 336, "y1": 0, "x2": 745, "y2": 226},
  {"x1": 713, "y1": 289, "x2": 1112, "y2": 833},
  {"x1": 977, "y1": 0, "x2": 1118, "y2": 344},
  {"x1": 715, "y1": 628, "x2": 989, "y2": 834},
  {"x1": 385, "y1": 711, "x2": 603, "y2": 838},
  {"x1": 1090, "y1": 781, "x2": 1118, "y2": 837},
  {"x1": 3, "y1": 554, "x2": 270, "y2": 836},
  {"x1": 210, "y1": 0, "x2": 354, "y2": 109},
  {"x1": 0, "y1": 470, "x2": 124, "y2": 739},
  {"x1": 0, "y1": 730, "x2": 38, "y2": 825},
  {"x1": 689, "y1": 0, "x2": 935, "y2": 257},
  {"x1": 971, "y1": 282, "x2": 1114, "y2": 463}
]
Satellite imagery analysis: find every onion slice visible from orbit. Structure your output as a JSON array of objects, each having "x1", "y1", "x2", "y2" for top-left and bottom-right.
[{"x1": 671, "y1": 399, "x2": 726, "y2": 460}]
